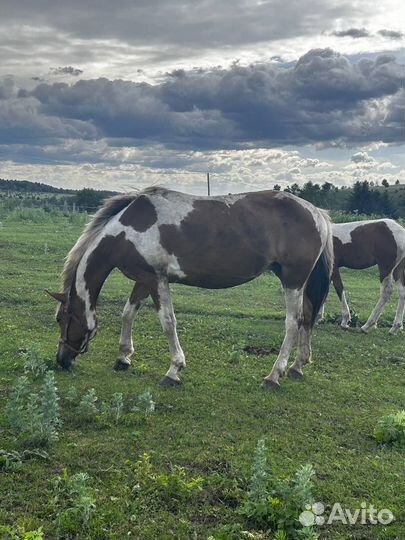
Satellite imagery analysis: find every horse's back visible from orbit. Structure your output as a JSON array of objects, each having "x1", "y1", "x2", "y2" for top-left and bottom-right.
[{"x1": 115, "y1": 188, "x2": 327, "y2": 288}]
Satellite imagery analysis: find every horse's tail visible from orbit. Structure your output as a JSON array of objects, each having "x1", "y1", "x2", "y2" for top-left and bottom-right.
[{"x1": 305, "y1": 210, "x2": 334, "y2": 326}]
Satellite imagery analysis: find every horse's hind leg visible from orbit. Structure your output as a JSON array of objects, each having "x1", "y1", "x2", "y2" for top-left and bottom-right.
[
  {"x1": 390, "y1": 262, "x2": 405, "y2": 335},
  {"x1": 288, "y1": 295, "x2": 313, "y2": 379},
  {"x1": 361, "y1": 271, "x2": 393, "y2": 333},
  {"x1": 332, "y1": 268, "x2": 351, "y2": 329},
  {"x1": 114, "y1": 282, "x2": 150, "y2": 371},
  {"x1": 150, "y1": 278, "x2": 186, "y2": 386},
  {"x1": 262, "y1": 287, "x2": 303, "y2": 390}
]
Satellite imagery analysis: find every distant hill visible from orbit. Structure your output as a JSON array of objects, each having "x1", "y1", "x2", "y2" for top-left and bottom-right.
[{"x1": 0, "y1": 178, "x2": 77, "y2": 194}]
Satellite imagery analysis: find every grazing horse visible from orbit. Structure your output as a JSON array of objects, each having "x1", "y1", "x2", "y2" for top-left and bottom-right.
[
  {"x1": 47, "y1": 187, "x2": 333, "y2": 389},
  {"x1": 320, "y1": 219, "x2": 405, "y2": 334}
]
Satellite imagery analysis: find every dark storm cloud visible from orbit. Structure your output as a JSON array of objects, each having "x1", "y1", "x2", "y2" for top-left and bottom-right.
[
  {"x1": 0, "y1": 95, "x2": 98, "y2": 144},
  {"x1": 0, "y1": 77, "x2": 16, "y2": 99},
  {"x1": 2, "y1": 49, "x2": 404, "y2": 150},
  {"x1": 51, "y1": 66, "x2": 84, "y2": 76},
  {"x1": 331, "y1": 28, "x2": 404, "y2": 40},
  {"x1": 378, "y1": 29, "x2": 404, "y2": 40},
  {"x1": 0, "y1": 0, "x2": 357, "y2": 50},
  {"x1": 331, "y1": 28, "x2": 370, "y2": 38}
]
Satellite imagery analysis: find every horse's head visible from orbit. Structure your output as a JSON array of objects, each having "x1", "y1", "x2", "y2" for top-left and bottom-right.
[{"x1": 46, "y1": 290, "x2": 96, "y2": 369}]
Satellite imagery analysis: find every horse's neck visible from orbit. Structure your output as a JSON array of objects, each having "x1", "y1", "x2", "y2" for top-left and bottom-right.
[{"x1": 74, "y1": 240, "x2": 115, "y2": 327}]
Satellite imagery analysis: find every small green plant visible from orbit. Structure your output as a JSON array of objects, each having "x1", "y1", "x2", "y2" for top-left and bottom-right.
[
  {"x1": 101, "y1": 392, "x2": 125, "y2": 424},
  {"x1": 6, "y1": 372, "x2": 61, "y2": 446},
  {"x1": 109, "y1": 392, "x2": 124, "y2": 423},
  {"x1": 131, "y1": 453, "x2": 203, "y2": 510},
  {"x1": 21, "y1": 346, "x2": 48, "y2": 378},
  {"x1": 40, "y1": 371, "x2": 61, "y2": 441},
  {"x1": 65, "y1": 386, "x2": 78, "y2": 404},
  {"x1": 229, "y1": 341, "x2": 247, "y2": 364},
  {"x1": 78, "y1": 388, "x2": 98, "y2": 418},
  {"x1": 6, "y1": 375, "x2": 31, "y2": 433},
  {"x1": 240, "y1": 439, "x2": 318, "y2": 539},
  {"x1": 229, "y1": 350, "x2": 242, "y2": 365},
  {"x1": 374, "y1": 410, "x2": 405, "y2": 446},
  {"x1": 133, "y1": 390, "x2": 155, "y2": 415},
  {"x1": 0, "y1": 525, "x2": 44, "y2": 540},
  {"x1": 51, "y1": 469, "x2": 97, "y2": 532},
  {"x1": 0, "y1": 448, "x2": 49, "y2": 471}
]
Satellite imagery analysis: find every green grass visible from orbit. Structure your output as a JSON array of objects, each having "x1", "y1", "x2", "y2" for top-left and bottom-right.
[{"x1": 0, "y1": 214, "x2": 404, "y2": 539}]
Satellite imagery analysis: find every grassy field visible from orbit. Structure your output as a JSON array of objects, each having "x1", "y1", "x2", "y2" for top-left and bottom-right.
[{"x1": 0, "y1": 211, "x2": 404, "y2": 540}]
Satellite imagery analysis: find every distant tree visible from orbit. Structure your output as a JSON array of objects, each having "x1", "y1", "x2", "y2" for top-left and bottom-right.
[
  {"x1": 395, "y1": 179, "x2": 400, "y2": 186},
  {"x1": 380, "y1": 191, "x2": 394, "y2": 217},
  {"x1": 75, "y1": 188, "x2": 106, "y2": 212},
  {"x1": 349, "y1": 181, "x2": 372, "y2": 214},
  {"x1": 300, "y1": 181, "x2": 322, "y2": 206},
  {"x1": 273, "y1": 184, "x2": 281, "y2": 191},
  {"x1": 284, "y1": 183, "x2": 301, "y2": 196},
  {"x1": 382, "y1": 179, "x2": 389, "y2": 188}
]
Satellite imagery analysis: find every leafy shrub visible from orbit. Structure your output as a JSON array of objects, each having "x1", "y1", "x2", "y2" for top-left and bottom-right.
[
  {"x1": 78, "y1": 388, "x2": 98, "y2": 419},
  {"x1": 133, "y1": 390, "x2": 155, "y2": 415},
  {"x1": 21, "y1": 346, "x2": 48, "y2": 378},
  {"x1": 131, "y1": 453, "x2": 203, "y2": 510},
  {"x1": 102, "y1": 392, "x2": 124, "y2": 424},
  {"x1": 65, "y1": 386, "x2": 78, "y2": 404},
  {"x1": 6, "y1": 372, "x2": 61, "y2": 446},
  {"x1": 51, "y1": 469, "x2": 97, "y2": 533},
  {"x1": 0, "y1": 525, "x2": 44, "y2": 540},
  {"x1": 0, "y1": 448, "x2": 49, "y2": 471},
  {"x1": 229, "y1": 350, "x2": 242, "y2": 365},
  {"x1": 374, "y1": 410, "x2": 405, "y2": 446},
  {"x1": 240, "y1": 439, "x2": 318, "y2": 539}
]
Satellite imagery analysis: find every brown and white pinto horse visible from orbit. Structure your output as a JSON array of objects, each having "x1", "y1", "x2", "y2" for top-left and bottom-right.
[
  {"x1": 48, "y1": 187, "x2": 333, "y2": 389},
  {"x1": 320, "y1": 219, "x2": 405, "y2": 334}
]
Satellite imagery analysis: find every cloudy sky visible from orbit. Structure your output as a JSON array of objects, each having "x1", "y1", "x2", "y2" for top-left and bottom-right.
[{"x1": 0, "y1": 0, "x2": 404, "y2": 194}]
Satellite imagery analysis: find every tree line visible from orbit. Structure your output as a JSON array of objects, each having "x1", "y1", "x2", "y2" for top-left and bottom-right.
[
  {"x1": 277, "y1": 180, "x2": 405, "y2": 218},
  {"x1": 1, "y1": 178, "x2": 404, "y2": 217}
]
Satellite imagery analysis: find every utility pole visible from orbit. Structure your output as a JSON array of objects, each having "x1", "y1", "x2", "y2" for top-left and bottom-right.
[{"x1": 207, "y1": 172, "x2": 211, "y2": 196}]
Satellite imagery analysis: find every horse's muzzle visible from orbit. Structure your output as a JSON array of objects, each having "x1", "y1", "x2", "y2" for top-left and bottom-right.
[{"x1": 56, "y1": 344, "x2": 77, "y2": 370}]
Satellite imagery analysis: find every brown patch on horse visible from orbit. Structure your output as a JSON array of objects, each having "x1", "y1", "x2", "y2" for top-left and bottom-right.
[
  {"x1": 83, "y1": 232, "x2": 157, "y2": 309},
  {"x1": 334, "y1": 221, "x2": 397, "y2": 280},
  {"x1": 119, "y1": 195, "x2": 157, "y2": 232},
  {"x1": 159, "y1": 192, "x2": 320, "y2": 290}
]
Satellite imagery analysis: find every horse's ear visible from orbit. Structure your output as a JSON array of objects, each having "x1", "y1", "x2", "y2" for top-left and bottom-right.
[{"x1": 45, "y1": 290, "x2": 67, "y2": 304}]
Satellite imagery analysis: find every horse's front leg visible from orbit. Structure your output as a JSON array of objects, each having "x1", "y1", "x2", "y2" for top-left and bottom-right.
[
  {"x1": 361, "y1": 273, "x2": 393, "y2": 333},
  {"x1": 151, "y1": 278, "x2": 186, "y2": 386},
  {"x1": 114, "y1": 282, "x2": 150, "y2": 371},
  {"x1": 262, "y1": 287, "x2": 303, "y2": 390}
]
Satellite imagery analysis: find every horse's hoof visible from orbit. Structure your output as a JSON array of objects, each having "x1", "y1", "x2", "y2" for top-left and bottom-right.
[
  {"x1": 389, "y1": 326, "x2": 402, "y2": 335},
  {"x1": 360, "y1": 326, "x2": 369, "y2": 334},
  {"x1": 114, "y1": 359, "x2": 131, "y2": 371},
  {"x1": 160, "y1": 376, "x2": 182, "y2": 387},
  {"x1": 287, "y1": 368, "x2": 303, "y2": 379},
  {"x1": 261, "y1": 378, "x2": 280, "y2": 391}
]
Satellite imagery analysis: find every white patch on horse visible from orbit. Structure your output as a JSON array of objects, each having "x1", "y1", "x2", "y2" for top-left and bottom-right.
[
  {"x1": 385, "y1": 219, "x2": 405, "y2": 263},
  {"x1": 332, "y1": 222, "x2": 357, "y2": 245},
  {"x1": 75, "y1": 250, "x2": 97, "y2": 330},
  {"x1": 101, "y1": 191, "x2": 195, "y2": 279},
  {"x1": 211, "y1": 193, "x2": 248, "y2": 207}
]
